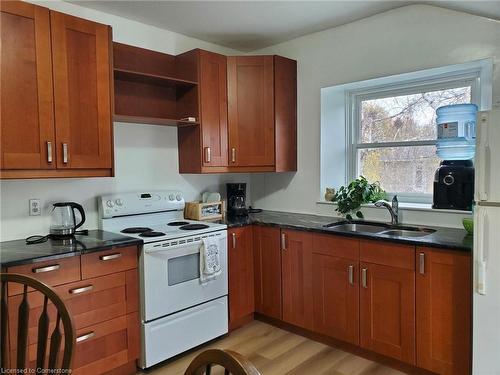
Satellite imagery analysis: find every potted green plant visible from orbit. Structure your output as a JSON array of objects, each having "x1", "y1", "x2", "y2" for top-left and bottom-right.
[{"x1": 333, "y1": 176, "x2": 386, "y2": 221}]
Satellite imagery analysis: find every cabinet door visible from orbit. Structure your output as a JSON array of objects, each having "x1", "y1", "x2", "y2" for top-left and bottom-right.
[
  {"x1": 227, "y1": 56, "x2": 274, "y2": 167},
  {"x1": 228, "y1": 226, "x2": 254, "y2": 328},
  {"x1": 50, "y1": 11, "x2": 112, "y2": 169},
  {"x1": 253, "y1": 225, "x2": 281, "y2": 319},
  {"x1": 416, "y1": 248, "x2": 471, "y2": 375},
  {"x1": 199, "y1": 50, "x2": 228, "y2": 167},
  {"x1": 1, "y1": 2, "x2": 55, "y2": 170},
  {"x1": 313, "y1": 254, "x2": 359, "y2": 345},
  {"x1": 360, "y1": 262, "x2": 415, "y2": 364},
  {"x1": 281, "y1": 229, "x2": 313, "y2": 330}
]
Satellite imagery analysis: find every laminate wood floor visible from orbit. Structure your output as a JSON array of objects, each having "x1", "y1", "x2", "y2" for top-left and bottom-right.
[{"x1": 139, "y1": 320, "x2": 407, "y2": 375}]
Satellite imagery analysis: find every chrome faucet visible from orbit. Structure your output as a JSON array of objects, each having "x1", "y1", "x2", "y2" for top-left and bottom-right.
[{"x1": 375, "y1": 195, "x2": 399, "y2": 226}]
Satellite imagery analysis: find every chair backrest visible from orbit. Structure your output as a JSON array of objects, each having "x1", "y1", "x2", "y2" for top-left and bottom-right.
[
  {"x1": 0, "y1": 273, "x2": 75, "y2": 371},
  {"x1": 184, "y1": 349, "x2": 261, "y2": 375}
]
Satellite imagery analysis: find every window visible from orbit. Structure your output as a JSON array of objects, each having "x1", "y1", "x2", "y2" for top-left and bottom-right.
[{"x1": 348, "y1": 79, "x2": 476, "y2": 202}]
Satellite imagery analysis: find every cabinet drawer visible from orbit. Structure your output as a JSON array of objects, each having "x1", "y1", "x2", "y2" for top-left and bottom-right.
[
  {"x1": 360, "y1": 240, "x2": 415, "y2": 270},
  {"x1": 81, "y1": 246, "x2": 137, "y2": 279},
  {"x1": 11, "y1": 313, "x2": 139, "y2": 375},
  {"x1": 7, "y1": 272, "x2": 131, "y2": 351},
  {"x1": 312, "y1": 233, "x2": 359, "y2": 259},
  {"x1": 7, "y1": 256, "x2": 81, "y2": 296}
]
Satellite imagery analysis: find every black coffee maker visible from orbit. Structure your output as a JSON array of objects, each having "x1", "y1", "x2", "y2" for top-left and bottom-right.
[
  {"x1": 226, "y1": 183, "x2": 248, "y2": 216},
  {"x1": 432, "y1": 160, "x2": 474, "y2": 210}
]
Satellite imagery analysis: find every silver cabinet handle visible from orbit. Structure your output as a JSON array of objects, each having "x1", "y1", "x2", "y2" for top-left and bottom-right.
[
  {"x1": 419, "y1": 253, "x2": 425, "y2": 274},
  {"x1": 62, "y1": 143, "x2": 68, "y2": 164},
  {"x1": 47, "y1": 141, "x2": 53, "y2": 163},
  {"x1": 204, "y1": 147, "x2": 211, "y2": 163},
  {"x1": 231, "y1": 148, "x2": 236, "y2": 163},
  {"x1": 281, "y1": 232, "x2": 287, "y2": 251},
  {"x1": 348, "y1": 265, "x2": 354, "y2": 285},
  {"x1": 76, "y1": 331, "x2": 95, "y2": 343},
  {"x1": 232, "y1": 232, "x2": 236, "y2": 249},
  {"x1": 362, "y1": 268, "x2": 368, "y2": 288},
  {"x1": 69, "y1": 285, "x2": 93, "y2": 295},
  {"x1": 99, "y1": 253, "x2": 122, "y2": 261},
  {"x1": 32, "y1": 264, "x2": 60, "y2": 274}
]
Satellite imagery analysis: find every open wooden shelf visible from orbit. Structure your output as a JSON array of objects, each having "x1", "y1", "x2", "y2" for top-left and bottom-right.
[
  {"x1": 113, "y1": 114, "x2": 199, "y2": 127},
  {"x1": 114, "y1": 68, "x2": 198, "y2": 88}
]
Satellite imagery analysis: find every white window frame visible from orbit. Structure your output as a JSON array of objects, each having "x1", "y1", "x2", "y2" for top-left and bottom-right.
[{"x1": 345, "y1": 72, "x2": 481, "y2": 203}]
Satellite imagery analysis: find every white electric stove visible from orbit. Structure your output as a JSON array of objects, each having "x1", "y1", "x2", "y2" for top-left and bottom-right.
[{"x1": 99, "y1": 191, "x2": 228, "y2": 369}]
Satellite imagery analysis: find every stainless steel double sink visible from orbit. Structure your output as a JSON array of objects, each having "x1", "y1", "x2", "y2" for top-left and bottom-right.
[{"x1": 324, "y1": 221, "x2": 436, "y2": 238}]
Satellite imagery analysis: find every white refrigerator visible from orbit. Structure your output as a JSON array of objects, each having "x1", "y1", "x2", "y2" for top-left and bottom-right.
[{"x1": 473, "y1": 109, "x2": 500, "y2": 375}]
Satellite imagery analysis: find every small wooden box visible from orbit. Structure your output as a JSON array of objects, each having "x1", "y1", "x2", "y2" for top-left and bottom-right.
[{"x1": 185, "y1": 201, "x2": 225, "y2": 221}]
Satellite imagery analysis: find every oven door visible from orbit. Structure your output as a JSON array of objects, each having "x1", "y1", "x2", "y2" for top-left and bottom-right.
[{"x1": 140, "y1": 231, "x2": 228, "y2": 322}]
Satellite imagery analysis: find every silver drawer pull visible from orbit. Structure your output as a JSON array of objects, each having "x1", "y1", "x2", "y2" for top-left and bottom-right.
[
  {"x1": 76, "y1": 331, "x2": 95, "y2": 343},
  {"x1": 419, "y1": 252, "x2": 425, "y2": 274},
  {"x1": 281, "y1": 233, "x2": 287, "y2": 251},
  {"x1": 62, "y1": 143, "x2": 68, "y2": 164},
  {"x1": 231, "y1": 148, "x2": 236, "y2": 163},
  {"x1": 232, "y1": 232, "x2": 236, "y2": 249},
  {"x1": 32, "y1": 264, "x2": 60, "y2": 273},
  {"x1": 348, "y1": 265, "x2": 354, "y2": 285},
  {"x1": 47, "y1": 141, "x2": 53, "y2": 163},
  {"x1": 69, "y1": 285, "x2": 93, "y2": 295},
  {"x1": 362, "y1": 268, "x2": 368, "y2": 288},
  {"x1": 99, "y1": 253, "x2": 122, "y2": 261},
  {"x1": 205, "y1": 147, "x2": 211, "y2": 163}
]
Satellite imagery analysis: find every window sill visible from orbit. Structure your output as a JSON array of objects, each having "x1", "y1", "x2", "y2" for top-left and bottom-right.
[{"x1": 316, "y1": 200, "x2": 472, "y2": 214}]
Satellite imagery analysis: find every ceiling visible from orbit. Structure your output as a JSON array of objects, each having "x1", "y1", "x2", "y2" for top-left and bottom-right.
[{"x1": 71, "y1": 1, "x2": 500, "y2": 52}]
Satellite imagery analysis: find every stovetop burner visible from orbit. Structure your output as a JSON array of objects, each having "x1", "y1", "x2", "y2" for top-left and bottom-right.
[
  {"x1": 167, "y1": 221, "x2": 190, "y2": 226},
  {"x1": 179, "y1": 224, "x2": 210, "y2": 230},
  {"x1": 121, "y1": 227, "x2": 153, "y2": 234},
  {"x1": 139, "y1": 231, "x2": 166, "y2": 238}
]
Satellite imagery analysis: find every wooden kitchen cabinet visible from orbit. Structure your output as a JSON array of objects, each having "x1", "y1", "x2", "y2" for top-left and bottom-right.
[
  {"x1": 359, "y1": 241, "x2": 416, "y2": 365},
  {"x1": 227, "y1": 56, "x2": 275, "y2": 168},
  {"x1": 51, "y1": 11, "x2": 113, "y2": 170},
  {"x1": 312, "y1": 234, "x2": 359, "y2": 345},
  {"x1": 6, "y1": 247, "x2": 140, "y2": 374},
  {"x1": 416, "y1": 247, "x2": 471, "y2": 375},
  {"x1": 281, "y1": 229, "x2": 313, "y2": 330},
  {"x1": 253, "y1": 225, "x2": 282, "y2": 319},
  {"x1": 1, "y1": 3, "x2": 114, "y2": 179},
  {"x1": 0, "y1": 2, "x2": 55, "y2": 171},
  {"x1": 228, "y1": 226, "x2": 254, "y2": 330}
]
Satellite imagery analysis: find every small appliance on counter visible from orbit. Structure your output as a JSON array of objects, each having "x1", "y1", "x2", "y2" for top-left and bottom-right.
[
  {"x1": 26, "y1": 202, "x2": 87, "y2": 244},
  {"x1": 433, "y1": 104, "x2": 477, "y2": 211},
  {"x1": 226, "y1": 183, "x2": 248, "y2": 216}
]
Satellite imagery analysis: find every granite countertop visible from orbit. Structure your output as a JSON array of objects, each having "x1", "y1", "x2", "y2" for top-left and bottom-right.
[
  {"x1": 0, "y1": 230, "x2": 143, "y2": 268},
  {"x1": 223, "y1": 210, "x2": 473, "y2": 252}
]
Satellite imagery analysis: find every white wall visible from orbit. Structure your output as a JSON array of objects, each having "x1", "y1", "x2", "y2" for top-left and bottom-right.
[
  {"x1": 0, "y1": 1, "x2": 248, "y2": 241},
  {"x1": 251, "y1": 4, "x2": 500, "y2": 227}
]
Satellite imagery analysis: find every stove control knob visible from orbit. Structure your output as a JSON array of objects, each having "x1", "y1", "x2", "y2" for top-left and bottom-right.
[
  {"x1": 176, "y1": 195, "x2": 182, "y2": 201},
  {"x1": 115, "y1": 199, "x2": 123, "y2": 206},
  {"x1": 106, "y1": 200, "x2": 115, "y2": 208},
  {"x1": 168, "y1": 194, "x2": 175, "y2": 201}
]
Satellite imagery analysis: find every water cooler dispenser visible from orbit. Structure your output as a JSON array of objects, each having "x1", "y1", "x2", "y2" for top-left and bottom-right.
[{"x1": 432, "y1": 104, "x2": 477, "y2": 211}]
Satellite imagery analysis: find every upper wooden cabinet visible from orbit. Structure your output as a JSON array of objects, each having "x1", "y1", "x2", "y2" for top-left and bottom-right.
[
  {"x1": 416, "y1": 247, "x2": 471, "y2": 375},
  {"x1": 0, "y1": 2, "x2": 114, "y2": 179},
  {"x1": 227, "y1": 56, "x2": 275, "y2": 168},
  {"x1": 51, "y1": 11, "x2": 113, "y2": 170},
  {"x1": 0, "y1": 2, "x2": 54, "y2": 171}
]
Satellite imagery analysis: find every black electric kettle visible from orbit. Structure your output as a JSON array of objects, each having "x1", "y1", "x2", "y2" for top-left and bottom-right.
[{"x1": 49, "y1": 202, "x2": 86, "y2": 236}]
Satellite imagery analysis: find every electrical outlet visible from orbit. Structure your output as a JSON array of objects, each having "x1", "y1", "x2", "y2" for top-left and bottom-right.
[{"x1": 29, "y1": 199, "x2": 41, "y2": 216}]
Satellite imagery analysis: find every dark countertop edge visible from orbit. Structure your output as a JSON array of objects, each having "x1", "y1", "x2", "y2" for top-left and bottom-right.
[
  {"x1": 226, "y1": 216, "x2": 472, "y2": 252},
  {"x1": 1, "y1": 238, "x2": 143, "y2": 268}
]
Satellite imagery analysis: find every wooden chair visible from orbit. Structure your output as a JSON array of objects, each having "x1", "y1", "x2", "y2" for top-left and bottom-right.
[
  {"x1": 0, "y1": 273, "x2": 76, "y2": 371},
  {"x1": 185, "y1": 349, "x2": 261, "y2": 375}
]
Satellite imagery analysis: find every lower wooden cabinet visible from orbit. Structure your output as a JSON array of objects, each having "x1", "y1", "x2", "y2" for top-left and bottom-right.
[
  {"x1": 360, "y1": 262, "x2": 416, "y2": 364},
  {"x1": 253, "y1": 225, "x2": 282, "y2": 319},
  {"x1": 6, "y1": 247, "x2": 139, "y2": 374},
  {"x1": 281, "y1": 229, "x2": 313, "y2": 330},
  {"x1": 228, "y1": 226, "x2": 254, "y2": 329},
  {"x1": 416, "y1": 247, "x2": 471, "y2": 375}
]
